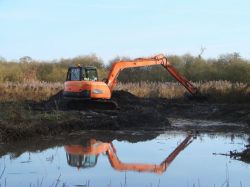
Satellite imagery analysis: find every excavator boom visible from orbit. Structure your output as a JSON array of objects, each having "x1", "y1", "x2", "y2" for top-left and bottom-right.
[
  {"x1": 106, "y1": 135, "x2": 192, "y2": 174},
  {"x1": 107, "y1": 54, "x2": 198, "y2": 95}
]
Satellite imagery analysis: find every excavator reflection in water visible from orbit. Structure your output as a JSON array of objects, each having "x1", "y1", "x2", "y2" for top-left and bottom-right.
[{"x1": 64, "y1": 135, "x2": 193, "y2": 174}]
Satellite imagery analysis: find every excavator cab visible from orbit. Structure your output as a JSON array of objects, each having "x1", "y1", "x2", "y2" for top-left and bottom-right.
[
  {"x1": 66, "y1": 153, "x2": 98, "y2": 168},
  {"x1": 63, "y1": 65, "x2": 112, "y2": 100},
  {"x1": 66, "y1": 66, "x2": 98, "y2": 81}
]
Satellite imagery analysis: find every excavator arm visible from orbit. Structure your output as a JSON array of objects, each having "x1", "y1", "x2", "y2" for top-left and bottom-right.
[
  {"x1": 106, "y1": 135, "x2": 193, "y2": 174},
  {"x1": 106, "y1": 54, "x2": 198, "y2": 95}
]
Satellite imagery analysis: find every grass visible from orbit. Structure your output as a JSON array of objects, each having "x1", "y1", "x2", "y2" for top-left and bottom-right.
[
  {"x1": 0, "y1": 81, "x2": 249, "y2": 103},
  {"x1": 116, "y1": 81, "x2": 250, "y2": 103},
  {"x1": 0, "y1": 81, "x2": 63, "y2": 102}
]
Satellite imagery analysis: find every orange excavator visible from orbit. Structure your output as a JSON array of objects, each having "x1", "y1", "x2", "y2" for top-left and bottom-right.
[
  {"x1": 64, "y1": 135, "x2": 193, "y2": 174},
  {"x1": 63, "y1": 54, "x2": 198, "y2": 100}
]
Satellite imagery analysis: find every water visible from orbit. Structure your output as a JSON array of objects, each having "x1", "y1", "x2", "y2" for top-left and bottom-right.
[{"x1": 0, "y1": 131, "x2": 249, "y2": 187}]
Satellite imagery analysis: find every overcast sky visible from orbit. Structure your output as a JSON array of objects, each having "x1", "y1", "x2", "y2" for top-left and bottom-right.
[{"x1": 0, "y1": 0, "x2": 250, "y2": 63}]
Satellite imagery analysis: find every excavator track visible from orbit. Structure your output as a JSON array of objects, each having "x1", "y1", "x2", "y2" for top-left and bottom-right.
[{"x1": 64, "y1": 98, "x2": 118, "y2": 110}]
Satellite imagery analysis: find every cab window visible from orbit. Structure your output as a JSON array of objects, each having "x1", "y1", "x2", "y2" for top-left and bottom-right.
[
  {"x1": 85, "y1": 69, "x2": 98, "y2": 81},
  {"x1": 67, "y1": 68, "x2": 81, "y2": 81}
]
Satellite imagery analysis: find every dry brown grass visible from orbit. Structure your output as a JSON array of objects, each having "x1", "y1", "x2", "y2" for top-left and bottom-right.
[
  {"x1": 116, "y1": 82, "x2": 186, "y2": 99},
  {"x1": 0, "y1": 81, "x2": 249, "y2": 103},
  {"x1": 116, "y1": 81, "x2": 250, "y2": 103},
  {"x1": 0, "y1": 81, "x2": 63, "y2": 102}
]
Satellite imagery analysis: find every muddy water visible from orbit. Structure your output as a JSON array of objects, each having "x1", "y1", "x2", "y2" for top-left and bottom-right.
[{"x1": 0, "y1": 131, "x2": 249, "y2": 187}]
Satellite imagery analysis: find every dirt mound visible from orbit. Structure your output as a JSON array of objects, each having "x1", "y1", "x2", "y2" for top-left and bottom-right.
[
  {"x1": 44, "y1": 90, "x2": 66, "y2": 110},
  {"x1": 26, "y1": 90, "x2": 65, "y2": 110},
  {"x1": 112, "y1": 90, "x2": 139, "y2": 104},
  {"x1": 29, "y1": 90, "x2": 146, "y2": 111}
]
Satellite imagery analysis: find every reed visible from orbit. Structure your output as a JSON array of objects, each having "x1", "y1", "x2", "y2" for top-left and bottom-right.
[
  {"x1": 116, "y1": 81, "x2": 250, "y2": 103},
  {"x1": 0, "y1": 81, "x2": 249, "y2": 103},
  {"x1": 0, "y1": 81, "x2": 63, "y2": 102}
]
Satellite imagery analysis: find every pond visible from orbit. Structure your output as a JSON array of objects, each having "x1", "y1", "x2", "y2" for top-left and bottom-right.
[{"x1": 0, "y1": 131, "x2": 249, "y2": 187}]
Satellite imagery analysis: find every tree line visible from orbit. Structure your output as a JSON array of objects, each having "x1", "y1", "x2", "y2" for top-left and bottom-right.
[{"x1": 0, "y1": 53, "x2": 249, "y2": 83}]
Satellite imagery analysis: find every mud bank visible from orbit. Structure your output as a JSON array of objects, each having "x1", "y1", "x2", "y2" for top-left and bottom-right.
[
  {"x1": 0, "y1": 90, "x2": 249, "y2": 142},
  {"x1": 31, "y1": 90, "x2": 250, "y2": 124}
]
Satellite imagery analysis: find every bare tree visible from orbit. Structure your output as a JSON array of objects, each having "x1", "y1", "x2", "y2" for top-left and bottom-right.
[{"x1": 198, "y1": 46, "x2": 206, "y2": 59}]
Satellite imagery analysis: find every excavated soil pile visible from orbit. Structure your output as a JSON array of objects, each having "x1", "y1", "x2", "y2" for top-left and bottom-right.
[{"x1": 29, "y1": 90, "x2": 171, "y2": 130}]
